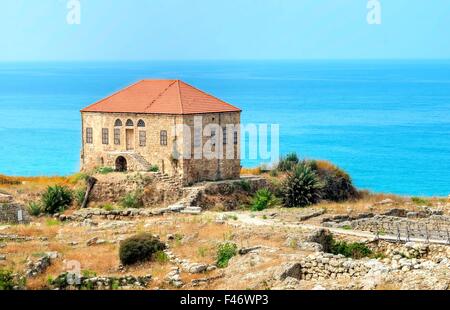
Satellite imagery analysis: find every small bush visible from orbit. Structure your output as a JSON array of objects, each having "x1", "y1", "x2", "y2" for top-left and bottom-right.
[
  {"x1": 27, "y1": 202, "x2": 42, "y2": 216},
  {"x1": 281, "y1": 162, "x2": 322, "y2": 208},
  {"x1": 308, "y1": 160, "x2": 358, "y2": 202},
  {"x1": 154, "y1": 251, "x2": 169, "y2": 264},
  {"x1": 74, "y1": 188, "x2": 86, "y2": 206},
  {"x1": 41, "y1": 185, "x2": 73, "y2": 214},
  {"x1": 67, "y1": 172, "x2": 89, "y2": 184},
  {"x1": 411, "y1": 197, "x2": 430, "y2": 206},
  {"x1": 216, "y1": 242, "x2": 237, "y2": 268},
  {"x1": 0, "y1": 269, "x2": 15, "y2": 290},
  {"x1": 120, "y1": 190, "x2": 143, "y2": 208},
  {"x1": 0, "y1": 269, "x2": 24, "y2": 290},
  {"x1": 45, "y1": 219, "x2": 60, "y2": 227},
  {"x1": 119, "y1": 234, "x2": 166, "y2": 266},
  {"x1": 330, "y1": 240, "x2": 373, "y2": 259},
  {"x1": 100, "y1": 203, "x2": 115, "y2": 211},
  {"x1": 277, "y1": 152, "x2": 299, "y2": 172},
  {"x1": 81, "y1": 270, "x2": 97, "y2": 278},
  {"x1": 148, "y1": 165, "x2": 159, "y2": 172},
  {"x1": 250, "y1": 188, "x2": 277, "y2": 211},
  {"x1": 96, "y1": 167, "x2": 115, "y2": 174},
  {"x1": 269, "y1": 169, "x2": 278, "y2": 177},
  {"x1": 237, "y1": 180, "x2": 251, "y2": 192}
]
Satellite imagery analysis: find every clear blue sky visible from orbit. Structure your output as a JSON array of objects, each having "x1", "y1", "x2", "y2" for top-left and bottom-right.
[{"x1": 1, "y1": 0, "x2": 449, "y2": 61}]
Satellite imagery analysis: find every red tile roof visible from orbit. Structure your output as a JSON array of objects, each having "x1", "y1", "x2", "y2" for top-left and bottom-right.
[{"x1": 81, "y1": 80, "x2": 241, "y2": 114}]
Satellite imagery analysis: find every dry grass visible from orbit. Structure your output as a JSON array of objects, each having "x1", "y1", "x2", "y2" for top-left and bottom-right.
[{"x1": 240, "y1": 167, "x2": 262, "y2": 175}]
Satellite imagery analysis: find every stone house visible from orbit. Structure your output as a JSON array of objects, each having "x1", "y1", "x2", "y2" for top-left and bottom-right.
[{"x1": 80, "y1": 80, "x2": 241, "y2": 185}]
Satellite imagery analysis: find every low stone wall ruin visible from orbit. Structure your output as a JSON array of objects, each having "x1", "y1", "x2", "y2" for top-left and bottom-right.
[{"x1": 0, "y1": 203, "x2": 30, "y2": 224}]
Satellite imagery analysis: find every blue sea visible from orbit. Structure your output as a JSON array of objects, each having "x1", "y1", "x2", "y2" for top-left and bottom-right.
[{"x1": 0, "y1": 61, "x2": 449, "y2": 196}]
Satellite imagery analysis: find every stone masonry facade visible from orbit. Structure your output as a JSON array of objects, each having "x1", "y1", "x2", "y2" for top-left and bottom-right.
[{"x1": 80, "y1": 111, "x2": 241, "y2": 185}]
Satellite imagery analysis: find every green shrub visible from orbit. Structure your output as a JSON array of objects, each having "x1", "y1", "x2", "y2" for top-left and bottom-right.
[
  {"x1": 277, "y1": 152, "x2": 299, "y2": 172},
  {"x1": 216, "y1": 242, "x2": 237, "y2": 268},
  {"x1": 45, "y1": 219, "x2": 60, "y2": 227},
  {"x1": 74, "y1": 188, "x2": 86, "y2": 206},
  {"x1": 81, "y1": 270, "x2": 97, "y2": 278},
  {"x1": 237, "y1": 180, "x2": 251, "y2": 192},
  {"x1": 96, "y1": 167, "x2": 115, "y2": 174},
  {"x1": 119, "y1": 234, "x2": 166, "y2": 266},
  {"x1": 100, "y1": 203, "x2": 115, "y2": 211},
  {"x1": 0, "y1": 269, "x2": 15, "y2": 290},
  {"x1": 250, "y1": 188, "x2": 277, "y2": 211},
  {"x1": 27, "y1": 202, "x2": 42, "y2": 216},
  {"x1": 281, "y1": 162, "x2": 322, "y2": 208},
  {"x1": 120, "y1": 190, "x2": 143, "y2": 209},
  {"x1": 41, "y1": 185, "x2": 73, "y2": 214},
  {"x1": 411, "y1": 197, "x2": 430, "y2": 206},
  {"x1": 68, "y1": 172, "x2": 90, "y2": 184},
  {"x1": 308, "y1": 160, "x2": 358, "y2": 202},
  {"x1": 0, "y1": 269, "x2": 24, "y2": 290},
  {"x1": 154, "y1": 251, "x2": 169, "y2": 264},
  {"x1": 330, "y1": 240, "x2": 373, "y2": 259},
  {"x1": 269, "y1": 169, "x2": 279, "y2": 177},
  {"x1": 148, "y1": 165, "x2": 159, "y2": 172}
]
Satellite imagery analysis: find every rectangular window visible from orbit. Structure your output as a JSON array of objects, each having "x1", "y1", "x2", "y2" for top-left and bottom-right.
[
  {"x1": 234, "y1": 129, "x2": 238, "y2": 145},
  {"x1": 86, "y1": 127, "x2": 93, "y2": 144},
  {"x1": 114, "y1": 128, "x2": 120, "y2": 145},
  {"x1": 102, "y1": 128, "x2": 109, "y2": 145},
  {"x1": 139, "y1": 131, "x2": 146, "y2": 147},
  {"x1": 222, "y1": 127, "x2": 227, "y2": 145},
  {"x1": 160, "y1": 130, "x2": 168, "y2": 146}
]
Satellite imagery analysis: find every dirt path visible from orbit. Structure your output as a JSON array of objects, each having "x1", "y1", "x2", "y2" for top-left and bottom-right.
[{"x1": 232, "y1": 212, "x2": 450, "y2": 245}]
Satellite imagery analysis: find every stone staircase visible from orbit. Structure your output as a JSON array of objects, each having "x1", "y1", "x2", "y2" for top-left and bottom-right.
[
  {"x1": 164, "y1": 185, "x2": 205, "y2": 215},
  {"x1": 128, "y1": 152, "x2": 152, "y2": 171}
]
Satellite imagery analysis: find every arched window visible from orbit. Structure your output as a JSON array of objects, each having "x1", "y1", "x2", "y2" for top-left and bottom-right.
[
  {"x1": 137, "y1": 119, "x2": 145, "y2": 127},
  {"x1": 114, "y1": 119, "x2": 122, "y2": 127},
  {"x1": 126, "y1": 119, "x2": 134, "y2": 126}
]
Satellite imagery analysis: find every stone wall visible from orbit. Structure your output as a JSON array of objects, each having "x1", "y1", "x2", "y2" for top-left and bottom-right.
[
  {"x1": 181, "y1": 112, "x2": 241, "y2": 185},
  {"x1": 88, "y1": 172, "x2": 184, "y2": 207},
  {"x1": 0, "y1": 203, "x2": 30, "y2": 224},
  {"x1": 197, "y1": 177, "x2": 268, "y2": 210},
  {"x1": 81, "y1": 111, "x2": 241, "y2": 185}
]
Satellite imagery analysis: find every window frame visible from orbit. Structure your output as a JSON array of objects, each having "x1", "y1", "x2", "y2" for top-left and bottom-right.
[
  {"x1": 222, "y1": 127, "x2": 227, "y2": 145},
  {"x1": 102, "y1": 128, "x2": 109, "y2": 145},
  {"x1": 139, "y1": 130, "x2": 146, "y2": 147},
  {"x1": 137, "y1": 119, "x2": 145, "y2": 127},
  {"x1": 114, "y1": 128, "x2": 120, "y2": 145},
  {"x1": 160, "y1": 130, "x2": 168, "y2": 146},
  {"x1": 86, "y1": 127, "x2": 93, "y2": 144}
]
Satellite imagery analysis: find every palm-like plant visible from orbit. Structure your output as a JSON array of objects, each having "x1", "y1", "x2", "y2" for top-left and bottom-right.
[{"x1": 282, "y1": 162, "x2": 323, "y2": 208}]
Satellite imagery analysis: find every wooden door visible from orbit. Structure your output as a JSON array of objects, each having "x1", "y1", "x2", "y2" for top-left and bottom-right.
[{"x1": 126, "y1": 129, "x2": 134, "y2": 150}]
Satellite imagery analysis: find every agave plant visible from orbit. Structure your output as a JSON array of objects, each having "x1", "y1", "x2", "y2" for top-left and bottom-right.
[{"x1": 282, "y1": 162, "x2": 323, "y2": 208}]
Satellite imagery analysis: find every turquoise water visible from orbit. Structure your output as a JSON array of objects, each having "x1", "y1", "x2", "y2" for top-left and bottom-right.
[{"x1": 0, "y1": 61, "x2": 449, "y2": 196}]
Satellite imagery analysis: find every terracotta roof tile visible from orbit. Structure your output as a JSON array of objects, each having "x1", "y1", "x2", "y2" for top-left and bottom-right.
[{"x1": 81, "y1": 80, "x2": 241, "y2": 114}]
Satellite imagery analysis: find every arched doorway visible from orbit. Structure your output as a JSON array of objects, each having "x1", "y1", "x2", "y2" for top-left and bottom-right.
[{"x1": 115, "y1": 156, "x2": 127, "y2": 172}]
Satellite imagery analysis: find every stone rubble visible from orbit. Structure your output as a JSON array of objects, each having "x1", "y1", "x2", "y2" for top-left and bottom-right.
[
  {"x1": 50, "y1": 273, "x2": 152, "y2": 290},
  {"x1": 26, "y1": 252, "x2": 59, "y2": 277}
]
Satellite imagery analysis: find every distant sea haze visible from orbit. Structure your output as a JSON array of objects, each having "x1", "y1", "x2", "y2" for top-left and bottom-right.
[{"x1": 0, "y1": 60, "x2": 449, "y2": 196}]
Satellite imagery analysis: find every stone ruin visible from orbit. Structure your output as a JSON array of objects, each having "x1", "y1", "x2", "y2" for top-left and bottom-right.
[{"x1": 0, "y1": 193, "x2": 30, "y2": 224}]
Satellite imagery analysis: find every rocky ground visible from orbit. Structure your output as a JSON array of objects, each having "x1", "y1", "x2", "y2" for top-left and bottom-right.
[{"x1": 1, "y1": 173, "x2": 450, "y2": 290}]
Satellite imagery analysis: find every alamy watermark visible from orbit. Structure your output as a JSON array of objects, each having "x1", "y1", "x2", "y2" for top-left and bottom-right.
[
  {"x1": 66, "y1": 0, "x2": 81, "y2": 25},
  {"x1": 367, "y1": 0, "x2": 382, "y2": 25},
  {"x1": 64, "y1": 260, "x2": 81, "y2": 285},
  {"x1": 169, "y1": 116, "x2": 280, "y2": 164}
]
